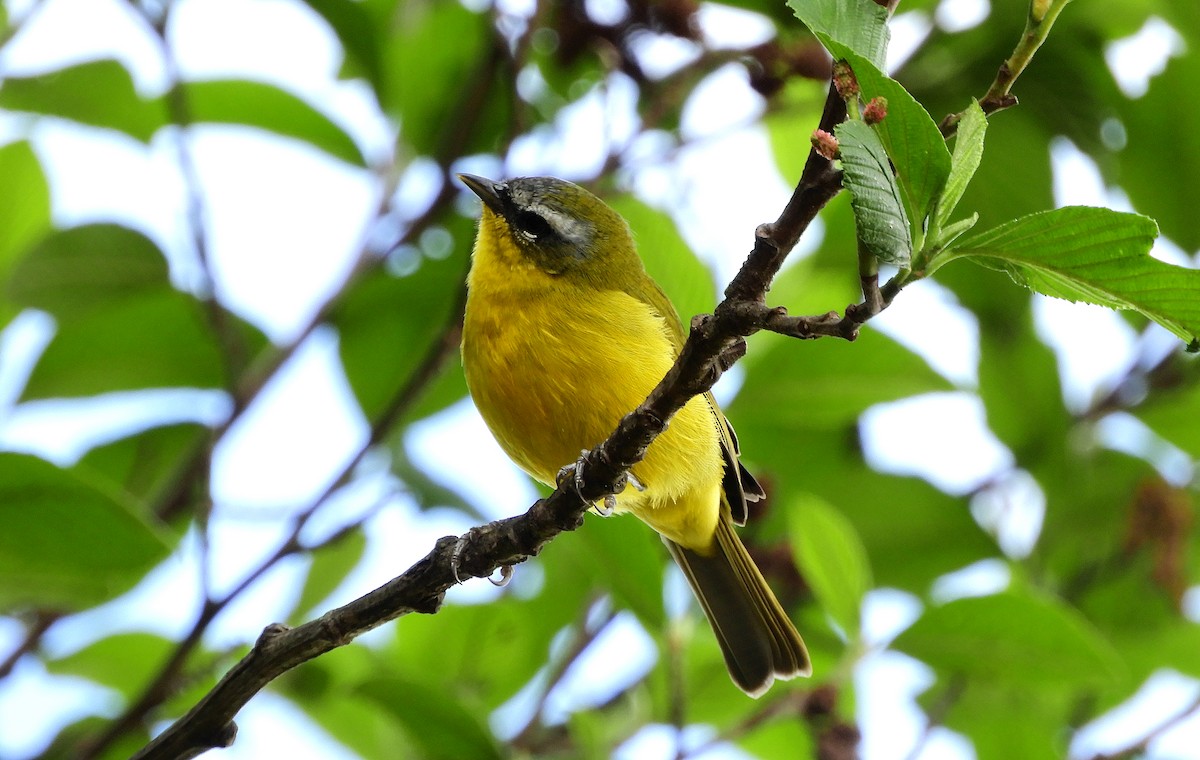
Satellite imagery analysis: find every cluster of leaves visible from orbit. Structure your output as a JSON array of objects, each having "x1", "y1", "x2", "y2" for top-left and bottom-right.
[{"x1": 0, "y1": 0, "x2": 1198, "y2": 759}]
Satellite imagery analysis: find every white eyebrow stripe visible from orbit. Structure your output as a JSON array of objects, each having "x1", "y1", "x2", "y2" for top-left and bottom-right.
[{"x1": 531, "y1": 203, "x2": 590, "y2": 248}]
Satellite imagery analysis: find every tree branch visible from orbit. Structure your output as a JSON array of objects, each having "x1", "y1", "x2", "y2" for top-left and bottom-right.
[{"x1": 131, "y1": 75, "x2": 853, "y2": 758}]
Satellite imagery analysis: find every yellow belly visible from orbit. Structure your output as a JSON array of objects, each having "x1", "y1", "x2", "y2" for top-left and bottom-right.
[{"x1": 462, "y1": 275, "x2": 723, "y2": 550}]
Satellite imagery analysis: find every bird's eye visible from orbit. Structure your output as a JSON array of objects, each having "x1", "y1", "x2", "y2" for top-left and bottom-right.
[{"x1": 514, "y1": 209, "x2": 554, "y2": 241}]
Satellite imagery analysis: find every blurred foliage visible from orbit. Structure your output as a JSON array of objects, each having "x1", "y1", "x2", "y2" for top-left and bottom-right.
[{"x1": 0, "y1": 0, "x2": 1198, "y2": 758}]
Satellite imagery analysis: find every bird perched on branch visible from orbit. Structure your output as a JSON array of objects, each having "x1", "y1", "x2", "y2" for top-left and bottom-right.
[{"x1": 459, "y1": 174, "x2": 810, "y2": 696}]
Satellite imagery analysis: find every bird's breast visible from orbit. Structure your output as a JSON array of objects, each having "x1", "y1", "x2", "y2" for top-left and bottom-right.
[{"x1": 462, "y1": 277, "x2": 723, "y2": 525}]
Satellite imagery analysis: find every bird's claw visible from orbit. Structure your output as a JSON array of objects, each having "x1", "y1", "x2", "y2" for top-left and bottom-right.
[
  {"x1": 558, "y1": 448, "x2": 643, "y2": 517},
  {"x1": 490, "y1": 565, "x2": 514, "y2": 587},
  {"x1": 451, "y1": 533, "x2": 515, "y2": 587},
  {"x1": 595, "y1": 494, "x2": 616, "y2": 517},
  {"x1": 450, "y1": 534, "x2": 468, "y2": 584}
]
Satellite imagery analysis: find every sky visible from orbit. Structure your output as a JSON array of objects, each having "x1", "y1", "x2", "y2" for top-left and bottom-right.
[{"x1": 0, "y1": 0, "x2": 1196, "y2": 758}]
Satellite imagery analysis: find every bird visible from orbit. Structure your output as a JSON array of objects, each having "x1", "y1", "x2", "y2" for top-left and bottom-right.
[{"x1": 458, "y1": 173, "x2": 810, "y2": 696}]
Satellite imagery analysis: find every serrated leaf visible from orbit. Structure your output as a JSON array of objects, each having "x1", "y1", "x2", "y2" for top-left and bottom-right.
[
  {"x1": 182, "y1": 79, "x2": 366, "y2": 167},
  {"x1": 893, "y1": 590, "x2": 1125, "y2": 686},
  {"x1": 835, "y1": 119, "x2": 913, "y2": 266},
  {"x1": 6, "y1": 224, "x2": 170, "y2": 320},
  {"x1": 936, "y1": 100, "x2": 987, "y2": 230},
  {"x1": 788, "y1": 493, "x2": 872, "y2": 635},
  {"x1": 0, "y1": 141, "x2": 51, "y2": 276},
  {"x1": 0, "y1": 453, "x2": 172, "y2": 609},
  {"x1": 0, "y1": 59, "x2": 165, "y2": 142},
  {"x1": 945, "y1": 207, "x2": 1198, "y2": 347},
  {"x1": 786, "y1": 0, "x2": 890, "y2": 70},
  {"x1": 822, "y1": 43, "x2": 951, "y2": 231},
  {"x1": 292, "y1": 528, "x2": 367, "y2": 621}
]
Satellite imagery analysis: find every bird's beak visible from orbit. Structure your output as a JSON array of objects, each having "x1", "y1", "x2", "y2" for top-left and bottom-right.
[{"x1": 458, "y1": 174, "x2": 506, "y2": 215}]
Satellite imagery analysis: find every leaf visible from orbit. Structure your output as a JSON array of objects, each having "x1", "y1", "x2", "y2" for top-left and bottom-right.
[
  {"x1": 182, "y1": 79, "x2": 366, "y2": 167},
  {"x1": 75, "y1": 423, "x2": 209, "y2": 508},
  {"x1": 608, "y1": 196, "x2": 715, "y2": 323},
  {"x1": 936, "y1": 100, "x2": 987, "y2": 230},
  {"x1": 299, "y1": 0, "x2": 384, "y2": 92},
  {"x1": 46, "y1": 632, "x2": 175, "y2": 699},
  {"x1": 356, "y1": 677, "x2": 503, "y2": 760},
  {"x1": 835, "y1": 119, "x2": 913, "y2": 266},
  {"x1": 733, "y1": 328, "x2": 952, "y2": 432},
  {"x1": 1113, "y1": 50, "x2": 1200, "y2": 251},
  {"x1": 823, "y1": 44, "x2": 952, "y2": 231},
  {"x1": 787, "y1": 493, "x2": 872, "y2": 635},
  {"x1": 945, "y1": 207, "x2": 1199, "y2": 347},
  {"x1": 291, "y1": 527, "x2": 367, "y2": 621},
  {"x1": 390, "y1": 2, "x2": 506, "y2": 156},
  {"x1": 893, "y1": 590, "x2": 1125, "y2": 687},
  {"x1": 6, "y1": 224, "x2": 170, "y2": 319},
  {"x1": 21, "y1": 289, "x2": 227, "y2": 399},
  {"x1": 0, "y1": 453, "x2": 171, "y2": 609},
  {"x1": 332, "y1": 247, "x2": 469, "y2": 421},
  {"x1": 0, "y1": 141, "x2": 51, "y2": 276},
  {"x1": 575, "y1": 512, "x2": 667, "y2": 629},
  {"x1": 786, "y1": 0, "x2": 890, "y2": 70},
  {"x1": 0, "y1": 59, "x2": 165, "y2": 142}
]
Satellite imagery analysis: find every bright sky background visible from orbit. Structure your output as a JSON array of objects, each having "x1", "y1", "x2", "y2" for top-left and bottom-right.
[{"x1": 0, "y1": 0, "x2": 1196, "y2": 758}]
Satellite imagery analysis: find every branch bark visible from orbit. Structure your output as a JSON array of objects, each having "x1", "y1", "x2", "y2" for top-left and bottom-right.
[{"x1": 131, "y1": 85, "x2": 850, "y2": 758}]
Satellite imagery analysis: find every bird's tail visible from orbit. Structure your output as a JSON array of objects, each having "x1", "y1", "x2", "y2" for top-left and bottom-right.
[{"x1": 664, "y1": 518, "x2": 810, "y2": 697}]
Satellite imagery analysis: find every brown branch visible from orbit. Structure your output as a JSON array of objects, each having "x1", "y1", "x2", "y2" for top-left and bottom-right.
[
  {"x1": 129, "y1": 74, "x2": 852, "y2": 759},
  {"x1": 0, "y1": 611, "x2": 58, "y2": 680}
]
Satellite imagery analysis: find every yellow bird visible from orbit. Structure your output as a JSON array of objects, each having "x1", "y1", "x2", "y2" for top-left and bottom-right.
[{"x1": 459, "y1": 174, "x2": 810, "y2": 696}]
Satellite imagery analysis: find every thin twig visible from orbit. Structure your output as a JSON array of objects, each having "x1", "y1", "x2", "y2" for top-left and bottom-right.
[
  {"x1": 129, "y1": 71, "x2": 853, "y2": 760},
  {"x1": 510, "y1": 598, "x2": 616, "y2": 751},
  {"x1": 939, "y1": 0, "x2": 1073, "y2": 136}
]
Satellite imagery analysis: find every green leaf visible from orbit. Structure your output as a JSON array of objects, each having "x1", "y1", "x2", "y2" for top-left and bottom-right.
[
  {"x1": 787, "y1": 493, "x2": 872, "y2": 635},
  {"x1": 182, "y1": 79, "x2": 366, "y2": 167},
  {"x1": 332, "y1": 246, "x2": 469, "y2": 421},
  {"x1": 356, "y1": 677, "x2": 503, "y2": 760},
  {"x1": 824, "y1": 45, "x2": 952, "y2": 231},
  {"x1": 835, "y1": 119, "x2": 913, "y2": 266},
  {"x1": 786, "y1": 0, "x2": 890, "y2": 70},
  {"x1": 0, "y1": 59, "x2": 165, "y2": 142},
  {"x1": 576, "y1": 512, "x2": 667, "y2": 629},
  {"x1": 0, "y1": 453, "x2": 171, "y2": 609},
  {"x1": 937, "y1": 682, "x2": 1070, "y2": 760},
  {"x1": 299, "y1": 0, "x2": 384, "y2": 92},
  {"x1": 390, "y1": 2, "x2": 505, "y2": 156},
  {"x1": 733, "y1": 328, "x2": 952, "y2": 432},
  {"x1": 291, "y1": 528, "x2": 367, "y2": 622},
  {"x1": 608, "y1": 196, "x2": 715, "y2": 323},
  {"x1": 6, "y1": 224, "x2": 170, "y2": 319},
  {"x1": 936, "y1": 100, "x2": 987, "y2": 230},
  {"x1": 893, "y1": 590, "x2": 1125, "y2": 687},
  {"x1": 47, "y1": 632, "x2": 175, "y2": 699},
  {"x1": 0, "y1": 141, "x2": 51, "y2": 277},
  {"x1": 1113, "y1": 50, "x2": 1200, "y2": 251},
  {"x1": 75, "y1": 423, "x2": 209, "y2": 509},
  {"x1": 22, "y1": 290, "x2": 227, "y2": 399},
  {"x1": 945, "y1": 207, "x2": 1198, "y2": 347}
]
